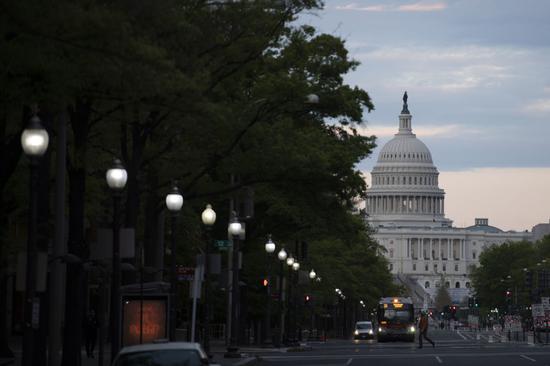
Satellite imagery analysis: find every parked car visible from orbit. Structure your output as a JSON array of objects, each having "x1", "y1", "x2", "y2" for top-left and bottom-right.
[
  {"x1": 354, "y1": 321, "x2": 375, "y2": 340},
  {"x1": 112, "y1": 341, "x2": 220, "y2": 366}
]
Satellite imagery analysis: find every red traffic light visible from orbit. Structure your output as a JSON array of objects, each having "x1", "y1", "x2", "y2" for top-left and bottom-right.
[
  {"x1": 262, "y1": 279, "x2": 269, "y2": 287},
  {"x1": 305, "y1": 295, "x2": 311, "y2": 303}
]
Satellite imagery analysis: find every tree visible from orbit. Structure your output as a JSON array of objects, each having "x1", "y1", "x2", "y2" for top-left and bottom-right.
[
  {"x1": 434, "y1": 279, "x2": 452, "y2": 312},
  {"x1": 470, "y1": 241, "x2": 535, "y2": 311},
  {"x1": 0, "y1": 0, "x2": 397, "y2": 362}
]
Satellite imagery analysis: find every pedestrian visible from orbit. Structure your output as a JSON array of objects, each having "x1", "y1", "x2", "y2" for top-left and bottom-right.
[
  {"x1": 418, "y1": 311, "x2": 435, "y2": 349},
  {"x1": 84, "y1": 309, "x2": 99, "y2": 358}
]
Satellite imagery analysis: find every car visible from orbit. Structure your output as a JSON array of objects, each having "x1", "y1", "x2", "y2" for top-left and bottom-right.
[
  {"x1": 112, "y1": 341, "x2": 220, "y2": 366},
  {"x1": 353, "y1": 321, "x2": 375, "y2": 340}
]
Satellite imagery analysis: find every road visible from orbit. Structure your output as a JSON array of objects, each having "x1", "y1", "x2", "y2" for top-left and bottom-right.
[{"x1": 253, "y1": 329, "x2": 550, "y2": 366}]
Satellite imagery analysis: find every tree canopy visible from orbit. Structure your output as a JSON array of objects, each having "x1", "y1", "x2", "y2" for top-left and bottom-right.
[
  {"x1": 1, "y1": 0, "x2": 397, "y2": 362},
  {"x1": 471, "y1": 236, "x2": 550, "y2": 311}
]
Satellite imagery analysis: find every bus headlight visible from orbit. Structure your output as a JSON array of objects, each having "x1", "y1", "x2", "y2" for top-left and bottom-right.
[
  {"x1": 409, "y1": 326, "x2": 416, "y2": 333},
  {"x1": 354, "y1": 330, "x2": 359, "y2": 336},
  {"x1": 368, "y1": 330, "x2": 373, "y2": 335}
]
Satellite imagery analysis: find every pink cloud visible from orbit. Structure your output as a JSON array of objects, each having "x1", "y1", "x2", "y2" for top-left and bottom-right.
[
  {"x1": 398, "y1": 2, "x2": 447, "y2": 12},
  {"x1": 335, "y1": 2, "x2": 447, "y2": 12}
]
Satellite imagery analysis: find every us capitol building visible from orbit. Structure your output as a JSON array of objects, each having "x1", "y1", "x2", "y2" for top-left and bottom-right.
[{"x1": 365, "y1": 93, "x2": 532, "y2": 307}]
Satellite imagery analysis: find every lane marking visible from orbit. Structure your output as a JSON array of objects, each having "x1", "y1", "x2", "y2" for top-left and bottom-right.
[
  {"x1": 521, "y1": 355, "x2": 537, "y2": 362},
  {"x1": 346, "y1": 358, "x2": 353, "y2": 365},
  {"x1": 435, "y1": 356, "x2": 443, "y2": 363},
  {"x1": 261, "y1": 351, "x2": 550, "y2": 362},
  {"x1": 456, "y1": 330, "x2": 467, "y2": 340}
]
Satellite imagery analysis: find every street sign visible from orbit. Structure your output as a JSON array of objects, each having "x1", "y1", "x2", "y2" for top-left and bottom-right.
[
  {"x1": 532, "y1": 304, "x2": 544, "y2": 317},
  {"x1": 214, "y1": 240, "x2": 231, "y2": 250},
  {"x1": 176, "y1": 266, "x2": 194, "y2": 281}
]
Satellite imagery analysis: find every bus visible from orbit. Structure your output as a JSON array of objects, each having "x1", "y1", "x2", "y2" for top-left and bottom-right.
[{"x1": 376, "y1": 297, "x2": 416, "y2": 342}]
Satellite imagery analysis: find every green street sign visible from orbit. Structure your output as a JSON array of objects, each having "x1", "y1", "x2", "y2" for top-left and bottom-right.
[{"x1": 214, "y1": 240, "x2": 231, "y2": 250}]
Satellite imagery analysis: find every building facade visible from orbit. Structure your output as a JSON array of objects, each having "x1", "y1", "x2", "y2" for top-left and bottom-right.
[{"x1": 365, "y1": 94, "x2": 532, "y2": 306}]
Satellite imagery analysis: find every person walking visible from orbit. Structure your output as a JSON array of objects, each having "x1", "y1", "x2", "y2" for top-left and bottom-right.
[
  {"x1": 418, "y1": 311, "x2": 435, "y2": 349},
  {"x1": 84, "y1": 309, "x2": 99, "y2": 358}
]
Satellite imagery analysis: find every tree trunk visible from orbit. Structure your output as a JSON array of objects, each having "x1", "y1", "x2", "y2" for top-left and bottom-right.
[
  {"x1": 0, "y1": 105, "x2": 29, "y2": 358},
  {"x1": 33, "y1": 111, "x2": 53, "y2": 365},
  {"x1": 61, "y1": 100, "x2": 91, "y2": 366},
  {"x1": 143, "y1": 168, "x2": 164, "y2": 281}
]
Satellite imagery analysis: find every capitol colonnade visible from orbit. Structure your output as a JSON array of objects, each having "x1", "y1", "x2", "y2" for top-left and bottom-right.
[{"x1": 366, "y1": 195, "x2": 445, "y2": 215}]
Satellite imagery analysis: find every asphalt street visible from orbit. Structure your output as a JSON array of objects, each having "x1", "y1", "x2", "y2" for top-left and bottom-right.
[{"x1": 253, "y1": 329, "x2": 550, "y2": 366}]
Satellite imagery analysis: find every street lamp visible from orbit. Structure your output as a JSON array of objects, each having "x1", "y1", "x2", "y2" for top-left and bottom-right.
[
  {"x1": 201, "y1": 204, "x2": 216, "y2": 355},
  {"x1": 227, "y1": 212, "x2": 242, "y2": 356},
  {"x1": 264, "y1": 235, "x2": 276, "y2": 345},
  {"x1": 265, "y1": 235, "x2": 276, "y2": 254},
  {"x1": 165, "y1": 184, "x2": 183, "y2": 341},
  {"x1": 305, "y1": 93, "x2": 320, "y2": 104},
  {"x1": 106, "y1": 158, "x2": 127, "y2": 362},
  {"x1": 21, "y1": 114, "x2": 49, "y2": 366},
  {"x1": 286, "y1": 256, "x2": 295, "y2": 266},
  {"x1": 277, "y1": 248, "x2": 287, "y2": 346}
]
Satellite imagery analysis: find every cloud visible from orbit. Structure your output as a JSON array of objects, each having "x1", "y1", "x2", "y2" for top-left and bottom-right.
[
  {"x1": 524, "y1": 99, "x2": 550, "y2": 113},
  {"x1": 398, "y1": 2, "x2": 446, "y2": 11},
  {"x1": 357, "y1": 46, "x2": 527, "y2": 62},
  {"x1": 353, "y1": 45, "x2": 522, "y2": 92},
  {"x1": 390, "y1": 64, "x2": 513, "y2": 92},
  {"x1": 335, "y1": 3, "x2": 386, "y2": 11},
  {"x1": 335, "y1": 1, "x2": 447, "y2": 12},
  {"x1": 354, "y1": 123, "x2": 480, "y2": 138}
]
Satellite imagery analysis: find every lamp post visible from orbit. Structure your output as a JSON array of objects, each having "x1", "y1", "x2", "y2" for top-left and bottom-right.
[
  {"x1": 291, "y1": 261, "x2": 300, "y2": 343},
  {"x1": 106, "y1": 158, "x2": 127, "y2": 362},
  {"x1": 285, "y1": 255, "x2": 294, "y2": 345},
  {"x1": 165, "y1": 184, "x2": 183, "y2": 341},
  {"x1": 201, "y1": 204, "x2": 216, "y2": 355},
  {"x1": 308, "y1": 270, "x2": 316, "y2": 336},
  {"x1": 226, "y1": 212, "x2": 242, "y2": 356},
  {"x1": 277, "y1": 248, "x2": 287, "y2": 346},
  {"x1": 264, "y1": 235, "x2": 276, "y2": 345},
  {"x1": 20, "y1": 114, "x2": 49, "y2": 366}
]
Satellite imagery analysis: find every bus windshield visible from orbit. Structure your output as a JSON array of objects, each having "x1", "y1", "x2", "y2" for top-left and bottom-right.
[{"x1": 382, "y1": 309, "x2": 412, "y2": 322}]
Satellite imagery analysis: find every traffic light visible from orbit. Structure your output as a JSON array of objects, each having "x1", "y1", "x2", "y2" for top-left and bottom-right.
[
  {"x1": 262, "y1": 278, "x2": 269, "y2": 288},
  {"x1": 304, "y1": 294, "x2": 311, "y2": 305},
  {"x1": 468, "y1": 297, "x2": 473, "y2": 308},
  {"x1": 450, "y1": 305, "x2": 457, "y2": 320}
]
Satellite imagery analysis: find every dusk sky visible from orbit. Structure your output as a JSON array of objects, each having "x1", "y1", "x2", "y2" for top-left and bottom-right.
[{"x1": 300, "y1": 0, "x2": 550, "y2": 232}]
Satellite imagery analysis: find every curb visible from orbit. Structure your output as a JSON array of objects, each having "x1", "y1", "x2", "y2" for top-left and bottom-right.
[
  {"x1": 0, "y1": 360, "x2": 14, "y2": 366},
  {"x1": 234, "y1": 356, "x2": 261, "y2": 366}
]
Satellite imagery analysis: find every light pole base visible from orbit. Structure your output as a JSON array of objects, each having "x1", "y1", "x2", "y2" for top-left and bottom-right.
[{"x1": 224, "y1": 346, "x2": 241, "y2": 358}]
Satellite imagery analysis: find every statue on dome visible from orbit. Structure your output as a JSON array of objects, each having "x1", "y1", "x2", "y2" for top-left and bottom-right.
[{"x1": 401, "y1": 91, "x2": 410, "y2": 114}]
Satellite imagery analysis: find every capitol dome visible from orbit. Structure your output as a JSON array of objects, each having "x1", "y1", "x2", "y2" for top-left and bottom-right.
[
  {"x1": 377, "y1": 136, "x2": 433, "y2": 164},
  {"x1": 366, "y1": 92, "x2": 452, "y2": 228}
]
